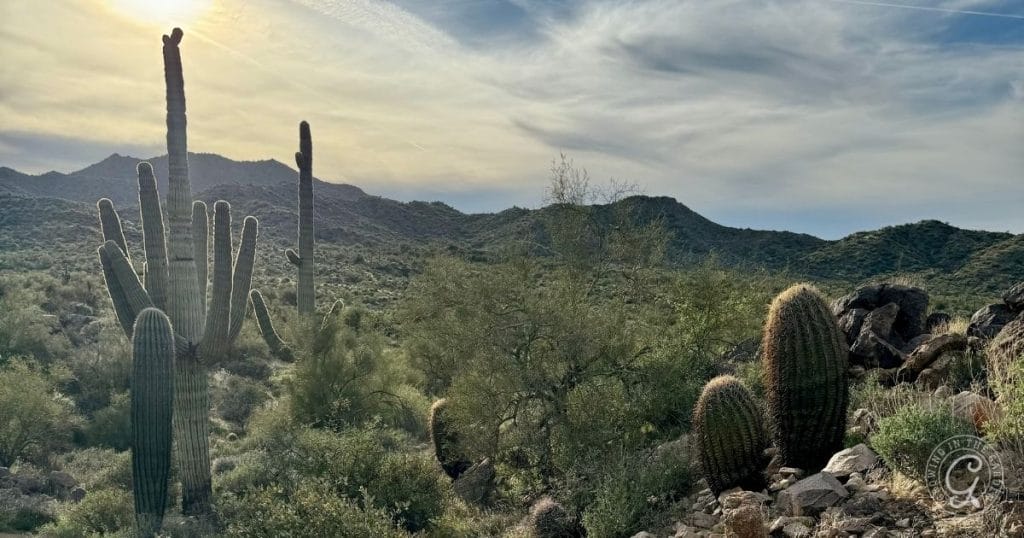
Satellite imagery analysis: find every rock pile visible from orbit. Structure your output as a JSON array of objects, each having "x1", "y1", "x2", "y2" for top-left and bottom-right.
[
  {"x1": 968, "y1": 282, "x2": 1024, "y2": 339},
  {"x1": 831, "y1": 283, "x2": 932, "y2": 369}
]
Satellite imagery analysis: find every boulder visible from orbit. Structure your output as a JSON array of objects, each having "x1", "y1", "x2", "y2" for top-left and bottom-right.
[
  {"x1": 862, "y1": 303, "x2": 899, "y2": 341},
  {"x1": 832, "y1": 285, "x2": 884, "y2": 316},
  {"x1": 968, "y1": 303, "x2": 1016, "y2": 339},
  {"x1": 879, "y1": 285, "x2": 929, "y2": 340},
  {"x1": 776, "y1": 472, "x2": 849, "y2": 516},
  {"x1": 897, "y1": 333, "x2": 967, "y2": 382},
  {"x1": 823, "y1": 444, "x2": 879, "y2": 478},
  {"x1": 47, "y1": 471, "x2": 77, "y2": 490},
  {"x1": 850, "y1": 331, "x2": 905, "y2": 368},
  {"x1": 452, "y1": 458, "x2": 495, "y2": 505},
  {"x1": 950, "y1": 392, "x2": 999, "y2": 429},
  {"x1": 1003, "y1": 282, "x2": 1024, "y2": 311},
  {"x1": 902, "y1": 333, "x2": 933, "y2": 353},
  {"x1": 69, "y1": 486, "x2": 87, "y2": 503},
  {"x1": 838, "y1": 308, "x2": 869, "y2": 345},
  {"x1": 925, "y1": 312, "x2": 951, "y2": 333}
]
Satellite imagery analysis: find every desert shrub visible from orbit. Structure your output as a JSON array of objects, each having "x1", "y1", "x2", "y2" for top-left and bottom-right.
[
  {"x1": 872, "y1": 403, "x2": 973, "y2": 479},
  {"x1": 0, "y1": 282, "x2": 67, "y2": 363},
  {"x1": 0, "y1": 489, "x2": 56, "y2": 532},
  {"x1": 370, "y1": 452, "x2": 446, "y2": 532},
  {"x1": 214, "y1": 373, "x2": 270, "y2": 425},
  {"x1": 219, "y1": 481, "x2": 404, "y2": 537},
  {"x1": 987, "y1": 356, "x2": 1024, "y2": 456},
  {"x1": 285, "y1": 314, "x2": 423, "y2": 433},
  {"x1": 81, "y1": 391, "x2": 131, "y2": 450},
  {"x1": 56, "y1": 448, "x2": 132, "y2": 491},
  {"x1": 42, "y1": 488, "x2": 133, "y2": 537},
  {"x1": 581, "y1": 444, "x2": 693, "y2": 538},
  {"x1": 64, "y1": 322, "x2": 131, "y2": 415},
  {"x1": 0, "y1": 357, "x2": 77, "y2": 465}
]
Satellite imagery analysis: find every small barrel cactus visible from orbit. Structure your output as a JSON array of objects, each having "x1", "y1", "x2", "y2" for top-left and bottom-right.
[
  {"x1": 693, "y1": 375, "x2": 768, "y2": 494},
  {"x1": 429, "y1": 398, "x2": 470, "y2": 480},
  {"x1": 762, "y1": 284, "x2": 849, "y2": 472},
  {"x1": 528, "y1": 496, "x2": 578, "y2": 538},
  {"x1": 130, "y1": 308, "x2": 175, "y2": 537}
]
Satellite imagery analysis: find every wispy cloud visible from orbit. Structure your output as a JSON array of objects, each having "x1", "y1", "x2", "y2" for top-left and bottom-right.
[{"x1": 0, "y1": 0, "x2": 1020, "y2": 237}]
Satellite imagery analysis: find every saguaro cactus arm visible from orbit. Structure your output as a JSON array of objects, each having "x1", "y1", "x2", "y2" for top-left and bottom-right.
[
  {"x1": 97, "y1": 199, "x2": 131, "y2": 262},
  {"x1": 99, "y1": 241, "x2": 155, "y2": 338},
  {"x1": 131, "y1": 308, "x2": 175, "y2": 537},
  {"x1": 191, "y1": 201, "x2": 208, "y2": 307},
  {"x1": 138, "y1": 163, "x2": 169, "y2": 310},
  {"x1": 249, "y1": 289, "x2": 293, "y2": 362},
  {"x1": 227, "y1": 216, "x2": 258, "y2": 343}
]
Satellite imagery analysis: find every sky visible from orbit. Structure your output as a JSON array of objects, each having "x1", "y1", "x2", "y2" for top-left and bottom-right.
[{"x1": 0, "y1": 0, "x2": 1021, "y2": 239}]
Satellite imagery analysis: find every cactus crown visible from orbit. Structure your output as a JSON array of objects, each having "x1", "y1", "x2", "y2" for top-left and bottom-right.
[
  {"x1": 693, "y1": 375, "x2": 768, "y2": 495},
  {"x1": 762, "y1": 284, "x2": 849, "y2": 472}
]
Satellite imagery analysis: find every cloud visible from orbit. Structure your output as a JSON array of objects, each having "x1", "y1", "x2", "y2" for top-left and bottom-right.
[{"x1": 0, "y1": 0, "x2": 1020, "y2": 238}]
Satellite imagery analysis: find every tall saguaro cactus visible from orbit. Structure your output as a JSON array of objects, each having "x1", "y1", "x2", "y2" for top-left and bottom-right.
[
  {"x1": 288, "y1": 121, "x2": 316, "y2": 315},
  {"x1": 95, "y1": 28, "x2": 259, "y2": 516},
  {"x1": 762, "y1": 284, "x2": 849, "y2": 472},
  {"x1": 131, "y1": 308, "x2": 175, "y2": 537}
]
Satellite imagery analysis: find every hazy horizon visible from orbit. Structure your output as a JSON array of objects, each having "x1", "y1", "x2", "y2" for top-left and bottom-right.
[{"x1": 1, "y1": 0, "x2": 1022, "y2": 238}]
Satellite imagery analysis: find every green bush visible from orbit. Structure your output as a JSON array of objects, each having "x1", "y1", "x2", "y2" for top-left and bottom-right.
[
  {"x1": 0, "y1": 280, "x2": 68, "y2": 363},
  {"x1": 42, "y1": 488, "x2": 133, "y2": 537},
  {"x1": 82, "y1": 391, "x2": 131, "y2": 450},
  {"x1": 0, "y1": 357, "x2": 77, "y2": 465},
  {"x1": 56, "y1": 448, "x2": 133, "y2": 491},
  {"x1": 64, "y1": 322, "x2": 131, "y2": 415},
  {"x1": 219, "y1": 481, "x2": 405, "y2": 537},
  {"x1": 369, "y1": 452, "x2": 446, "y2": 532},
  {"x1": 214, "y1": 373, "x2": 270, "y2": 425},
  {"x1": 872, "y1": 403, "x2": 974, "y2": 479},
  {"x1": 0, "y1": 490, "x2": 56, "y2": 532}
]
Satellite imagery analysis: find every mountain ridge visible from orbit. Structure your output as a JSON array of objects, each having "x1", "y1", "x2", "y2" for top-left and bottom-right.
[{"x1": 1, "y1": 153, "x2": 1021, "y2": 294}]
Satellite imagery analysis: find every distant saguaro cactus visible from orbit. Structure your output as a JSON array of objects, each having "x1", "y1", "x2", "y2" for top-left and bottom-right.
[
  {"x1": 130, "y1": 308, "x2": 174, "y2": 537},
  {"x1": 289, "y1": 121, "x2": 316, "y2": 315},
  {"x1": 429, "y1": 398, "x2": 471, "y2": 479},
  {"x1": 762, "y1": 284, "x2": 849, "y2": 472},
  {"x1": 693, "y1": 375, "x2": 769, "y2": 494},
  {"x1": 95, "y1": 28, "x2": 260, "y2": 516}
]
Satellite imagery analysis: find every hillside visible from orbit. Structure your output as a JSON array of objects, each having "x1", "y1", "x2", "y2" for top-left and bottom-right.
[{"x1": 1, "y1": 154, "x2": 1021, "y2": 296}]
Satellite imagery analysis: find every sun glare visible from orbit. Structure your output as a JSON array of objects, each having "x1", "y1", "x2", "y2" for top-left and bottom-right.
[{"x1": 108, "y1": 0, "x2": 212, "y2": 26}]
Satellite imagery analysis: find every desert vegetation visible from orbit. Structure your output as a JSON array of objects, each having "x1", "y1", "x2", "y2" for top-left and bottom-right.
[{"x1": 0, "y1": 26, "x2": 1021, "y2": 538}]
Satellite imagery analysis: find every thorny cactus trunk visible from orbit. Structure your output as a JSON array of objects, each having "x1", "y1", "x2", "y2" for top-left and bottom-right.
[
  {"x1": 693, "y1": 375, "x2": 768, "y2": 495},
  {"x1": 96, "y1": 28, "x2": 259, "y2": 518},
  {"x1": 131, "y1": 308, "x2": 175, "y2": 537}
]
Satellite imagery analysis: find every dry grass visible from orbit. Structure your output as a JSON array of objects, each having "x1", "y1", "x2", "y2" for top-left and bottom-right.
[{"x1": 930, "y1": 316, "x2": 970, "y2": 336}]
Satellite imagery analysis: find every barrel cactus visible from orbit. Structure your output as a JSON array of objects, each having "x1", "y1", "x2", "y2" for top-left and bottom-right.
[
  {"x1": 762, "y1": 284, "x2": 849, "y2": 472},
  {"x1": 429, "y1": 398, "x2": 471, "y2": 480},
  {"x1": 130, "y1": 308, "x2": 175, "y2": 537},
  {"x1": 95, "y1": 28, "x2": 260, "y2": 515},
  {"x1": 527, "y1": 496, "x2": 578, "y2": 538},
  {"x1": 693, "y1": 375, "x2": 768, "y2": 494}
]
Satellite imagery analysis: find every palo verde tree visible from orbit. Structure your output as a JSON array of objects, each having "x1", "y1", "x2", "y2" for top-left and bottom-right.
[{"x1": 95, "y1": 28, "x2": 259, "y2": 516}]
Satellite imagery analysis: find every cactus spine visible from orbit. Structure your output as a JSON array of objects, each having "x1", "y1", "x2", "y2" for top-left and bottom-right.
[
  {"x1": 96, "y1": 28, "x2": 260, "y2": 516},
  {"x1": 693, "y1": 375, "x2": 768, "y2": 495},
  {"x1": 131, "y1": 308, "x2": 175, "y2": 537},
  {"x1": 762, "y1": 284, "x2": 849, "y2": 472},
  {"x1": 430, "y1": 398, "x2": 471, "y2": 479},
  {"x1": 288, "y1": 120, "x2": 315, "y2": 315}
]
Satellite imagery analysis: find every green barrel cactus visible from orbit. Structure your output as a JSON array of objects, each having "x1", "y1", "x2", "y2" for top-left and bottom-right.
[
  {"x1": 429, "y1": 398, "x2": 471, "y2": 479},
  {"x1": 693, "y1": 375, "x2": 769, "y2": 494},
  {"x1": 131, "y1": 308, "x2": 175, "y2": 537},
  {"x1": 95, "y1": 28, "x2": 260, "y2": 516},
  {"x1": 762, "y1": 284, "x2": 849, "y2": 472}
]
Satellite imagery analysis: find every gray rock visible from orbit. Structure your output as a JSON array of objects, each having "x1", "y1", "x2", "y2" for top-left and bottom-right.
[
  {"x1": 452, "y1": 458, "x2": 495, "y2": 505},
  {"x1": 968, "y1": 303, "x2": 1016, "y2": 339},
  {"x1": 776, "y1": 472, "x2": 849, "y2": 516},
  {"x1": 933, "y1": 385, "x2": 955, "y2": 399},
  {"x1": 0, "y1": 467, "x2": 9, "y2": 479},
  {"x1": 950, "y1": 391, "x2": 996, "y2": 426},
  {"x1": 902, "y1": 333, "x2": 933, "y2": 353},
  {"x1": 832, "y1": 285, "x2": 884, "y2": 316},
  {"x1": 1004, "y1": 282, "x2": 1024, "y2": 311},
  {"x1": 897, "y1": 333, "x2": 967, "y2": 382},
  {"x1": 862, "y1": 303, "x2": 899, "y2": 340},
  {"x1": 851, "y1": 330, "x2": 905, "y2": 368},
  {"x1": 14, "y1": 473, "x2": 45, "y2": 494},
  {"x1": 838, "y1": 308, "x2": 869, "y2": 345},
  {"x1": 69, "y1": 486, "x2": 86, "y2": 503},
  {"x1": 68, "y1": 302, "x2": 94, "y2": 316},
  {"x1": 630, "y1": 533, "x2": 657, "y2": 538},
  {"x1": 769, "y1": 516, "x2": 815, "y2": 534},
  {"x1": 879, "y1": 284, "x2": 929, "y2": 341},
  {"x1": 823, "y1": 444, "x2": 878, "y2": 478},
  {"x1": 851, "y1": 408, "x2": 878, "y2": 435},
  {"x1": 48, "y1": 471, "x2": 77, "y2": 489},
  {"x1": 690, "y1": 511, "x2": 717, "y2": 529}
]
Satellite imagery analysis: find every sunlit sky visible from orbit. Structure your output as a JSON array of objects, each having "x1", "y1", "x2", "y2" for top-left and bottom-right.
[{"x1": 1, "y1": 0, "x2": 1021, "y2": 238}]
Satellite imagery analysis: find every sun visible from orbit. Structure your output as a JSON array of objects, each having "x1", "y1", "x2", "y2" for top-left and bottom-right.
[{"x1": 108, "y1": 0, "x2": 212, "y2": 26}]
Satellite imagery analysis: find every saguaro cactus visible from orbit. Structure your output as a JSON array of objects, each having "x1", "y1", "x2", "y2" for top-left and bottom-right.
[
  {"x1": 430, "y1": 398, "x2": 471, "y2": 479},
  {"x1": 288, "y1": 121, "x2": 316, "y2": 315},
  {"x1": 693, "y1": 375, "x2": 768, "y2": 494},
  {"x1": 762, "y1": 284, "x2": 849, "y2": 472},
  {"x1": 95, "y1": 28, "x2": 259, "y2": 516},
  {"x1": 131, "y1": 308, "x2": 175, "y2": 537}
]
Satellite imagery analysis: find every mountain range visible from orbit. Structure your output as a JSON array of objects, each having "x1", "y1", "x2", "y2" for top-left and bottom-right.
[{"x1": 1, "y1": 153, "x2": 1021, "y2": 295}]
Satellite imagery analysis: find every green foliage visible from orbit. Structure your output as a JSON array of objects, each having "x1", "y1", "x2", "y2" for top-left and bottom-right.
[
  {"x1": 285, "y1": 313, "x2": 423, "y2": 433},
  {"x1": 65, "y1": 321, "x2": 131, "y2": 415},
  {"x1": 693, "y1": 376, "x2": 768, "y2": 495},
  {"x1": 214, "y1": 373, "x2": 270, "y2": 425},
  {"x1": 0, "y1": 357, "x2": 76, "y2": 466},
  {"x1": 0, "y1": 490, "x2": 56, "y2": 532},
  {"x1": 986, "y1": 353, "x2": 1024, "y2": 457},
  {"x1": 57, "y1": 448, "x2": 133, "y2": 491},
  {"x1": 43, "y1": 488, "x2": 133, "y2": 537},
  {"x1": 219, "y1": 481, "x2": 405, "y2": 538},
  {"x1": 581, "y1": 444, "x2": 692, "y2": 538},
  {"x1": 82, "y1": 391, "x2": 131, "y2": 450},
  {"x1": 0, "y1": 279, "x2": 68, "y2": 363},
  {"x1": 762, "y1": 284, "x2": 849, "y2": 472},
  {"x1": 872, "y1": 403, "x2": 974, "y2": 480}
]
